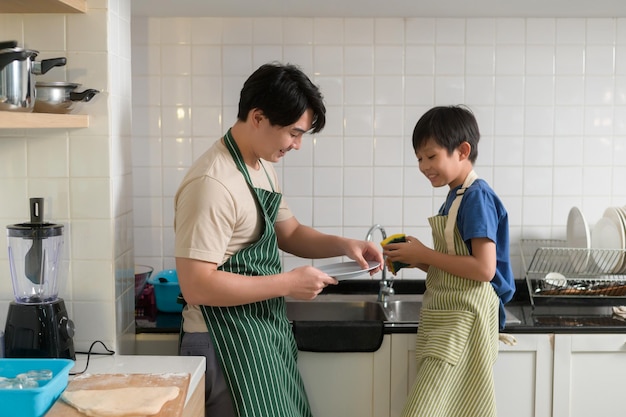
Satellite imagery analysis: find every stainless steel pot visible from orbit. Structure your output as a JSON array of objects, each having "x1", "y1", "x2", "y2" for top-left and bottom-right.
[
  {"x1": 0, "y1": 40, "x2": 67, "y2": 112},
  {"x1": 34, "y1": 82, "x2": 99, "y2": 114}
]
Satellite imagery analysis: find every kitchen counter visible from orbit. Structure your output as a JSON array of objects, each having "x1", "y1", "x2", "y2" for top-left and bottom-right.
[
  {"x1": 136, "y1": 279, "x2": 626, "y2": 334},
  {"x1": 66, "y1": 354, "x2": 205, "y2": 416}
]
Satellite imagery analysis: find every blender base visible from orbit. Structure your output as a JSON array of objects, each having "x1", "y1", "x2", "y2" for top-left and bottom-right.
[{"x1": 4, "y1": 298, "x2": 75, "y2": 360}]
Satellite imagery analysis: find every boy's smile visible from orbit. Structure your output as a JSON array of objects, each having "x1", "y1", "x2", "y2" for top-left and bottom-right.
[{"x1": 415, "y1": 139, "x2": 472, "y2": 189}]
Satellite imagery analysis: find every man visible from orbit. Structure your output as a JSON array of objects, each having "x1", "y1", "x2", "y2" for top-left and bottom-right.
[{"x1": 174, "y1": 62, "x2": 383, "y2": 417}]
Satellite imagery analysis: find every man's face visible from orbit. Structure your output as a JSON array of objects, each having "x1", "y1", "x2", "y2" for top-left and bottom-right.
[{"x1": 255, "y1": 109, "x2": 314, "y2": 163}]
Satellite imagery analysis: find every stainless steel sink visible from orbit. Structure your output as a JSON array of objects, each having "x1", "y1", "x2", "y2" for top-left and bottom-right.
[
  {"x1": 285, "y1": 298, "x2": 422, "y2": 323},
  {"x1": 286, "y1": 297, "x2": 521, "y2": 325},
  {"x1": 285, "y1": 300, "x2": 387, "y2": 321},
  {"x1": 381, "y1": 300, "x2": 422, "y2": 323}
]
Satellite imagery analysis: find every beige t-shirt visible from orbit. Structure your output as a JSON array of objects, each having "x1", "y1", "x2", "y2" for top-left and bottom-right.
[{"x1": 174, "y1": 138, "x2": 293, "y2": 332}]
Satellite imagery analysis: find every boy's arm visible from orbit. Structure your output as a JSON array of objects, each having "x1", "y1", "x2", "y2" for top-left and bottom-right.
[{"x1": 383, "y1": 236, "x2": 496, "y2": 282}]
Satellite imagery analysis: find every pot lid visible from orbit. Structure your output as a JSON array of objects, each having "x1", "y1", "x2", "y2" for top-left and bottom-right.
[
  {"x1": 36, "y1": 81, "x2": 81, "y2": 88},
  {"x1": 0, "y1": 46, "x2": 38, "y2": 57}
]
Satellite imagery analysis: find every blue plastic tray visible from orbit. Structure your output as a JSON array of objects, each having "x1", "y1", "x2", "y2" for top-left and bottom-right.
[{"x1": 0, "y1": 358, "x2": 74, "y2": 417}]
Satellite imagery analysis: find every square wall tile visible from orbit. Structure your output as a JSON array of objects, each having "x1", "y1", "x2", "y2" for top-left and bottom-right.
[
  {"x1": 314, "y1": 45, "x2": 344, "y2": 75},
  {"x1": 314, "y1": 167, "x2": 343, "y2": 196},
  {"x1": 435, "y1": 18, "x2": 466, "y2": 44},
  {"x1": 314, "y1": 18, "x2": 344, "y2": 44},
  {"x1": 191, "y1": 18, "x2": 223, "y2": 44},
  {"x1": 345, "y1": 18, "x2": 374, "y2": 45},
  {"x1": 375, "y1": 18, "x2": 404, "y2": 44},
  {"x1": 283, "y1": 167, "x2": 313, "y2": 196},
  {"x1": 344, "y1": 136, "x2": 374, "y2": 166},
  {"x1": 586, "y1": 18, "x2": 615, "y2": 44},
  {"x1": 345, "y1": 76, "x2": 373, "y2": 105},
  {"x1": 526, "y1": 19, "x2": 556, "y2": 45},
  {"x1": 253, "y1": 18, "x2": 284, "y2": 44},
  {"x1": 405, "y1": 18, "x2": 435, "y2": 44},
  {"x1": 344, "y1": 167, "x2": 373, "y2": 196},
  {"x1": 71, "y1": 179, "x2": 110, "y2": 218},
  {"x1": 67, "y1": 9, "x2": 108, "y2": 52},
  {"x1": 435, "y1": 45, "x2": 465, "y2": 75},
  {"x1": 283, "y1": 18, "x2": 314, "y2": 45},
  {"x1": 313, "y1": 197, "x2": 343, "y2": 227},
  {"x1": 23, "y1": 14, "x2": 66, "y2": 50},
  {"x1": 466, "y1": 18, "x2": 495, "y2": 44},
  {"x1": 27, "y1": 135, "x2": 69, "y2": 178},
  {"x1": 344, "y1": 46, "x2": 374, "y2": 75}
]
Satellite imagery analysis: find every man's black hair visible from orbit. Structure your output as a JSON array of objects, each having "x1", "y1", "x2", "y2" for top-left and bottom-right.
[{"x1": 238, "y1": 62, "x2": 326, "y2": 133}]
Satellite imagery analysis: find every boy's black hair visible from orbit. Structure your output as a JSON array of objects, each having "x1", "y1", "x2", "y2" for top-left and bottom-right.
[
  {"x1": 237, "y1": 62, "x2": 326, "y2": 133},
  {"x1": 412, "y1": 105, "x2": 480, "y2": 163}
]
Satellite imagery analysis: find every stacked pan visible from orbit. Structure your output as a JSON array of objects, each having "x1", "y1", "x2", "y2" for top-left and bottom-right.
[{"x1": 0, "y1": 40, "x2": 98, "y2": 113}]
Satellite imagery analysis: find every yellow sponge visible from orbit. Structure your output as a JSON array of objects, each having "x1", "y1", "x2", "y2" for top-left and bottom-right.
[{"x1": 380, "y1": 233, "x2": 409, "y2": 275}]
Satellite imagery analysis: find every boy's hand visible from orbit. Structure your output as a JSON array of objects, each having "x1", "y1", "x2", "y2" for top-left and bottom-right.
[{"x1": 383, "y1": 235, "x2": 426, "y2": 268}]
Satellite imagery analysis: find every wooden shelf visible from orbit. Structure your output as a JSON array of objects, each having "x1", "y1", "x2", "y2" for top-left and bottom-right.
[
  {"x1": 0, "y1": 112, "x2": 89, "y2": 128},
  {"x1": 0, "y1": 0, "x2": 86, "y2": 13}
]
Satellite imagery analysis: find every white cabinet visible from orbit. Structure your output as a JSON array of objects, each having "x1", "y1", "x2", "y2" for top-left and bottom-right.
[
  {"x1": 297, "y1": 336, "x2": 391, "y2": 417},
  {"x1": 494, "y1": 334, "x2": 553, "y2": 417},
  {"x1": 389, "y1": 333, "x2": 415, "y2": 417},
  {"x1": 389, "y1": 333, "x2": 554, "y2": 417},
  {"x1": 553, "y1": 334, "x2": 626, "y2": 417}
]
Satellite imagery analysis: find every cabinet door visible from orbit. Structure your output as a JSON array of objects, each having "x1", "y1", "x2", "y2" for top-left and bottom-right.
[
  {"x1": 297, "y1": 335, "x2": 391, "y2": 417},
  {"x1": 389, "y1": 333, "x2": 417, "y2": 417},
  {"x1": 390, "y1": 333, "x2": 553, "y2": 417},
  {"x1": 494, "y1": 334, "x2": 553, "y2": 417},
  {"x1": 553, "y1": 334, "x2": 626, "y2": 417}
]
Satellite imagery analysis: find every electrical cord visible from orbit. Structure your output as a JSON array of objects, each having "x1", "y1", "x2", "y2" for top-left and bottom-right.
[{"x1": 70, "y1": 340, "x2": 115, "y2": 376}]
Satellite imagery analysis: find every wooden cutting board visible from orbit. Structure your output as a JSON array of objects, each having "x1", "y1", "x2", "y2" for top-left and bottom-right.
[{"x1": 47, "y1": 373, "x2": 190, "y2": 417}]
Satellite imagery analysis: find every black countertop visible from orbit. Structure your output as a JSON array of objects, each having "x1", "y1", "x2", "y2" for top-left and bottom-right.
[{"x1": 136, "y1": 279, "x2": 626, "y2": 334}]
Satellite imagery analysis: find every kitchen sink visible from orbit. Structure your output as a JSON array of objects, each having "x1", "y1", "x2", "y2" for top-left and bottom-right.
[
  {"x1": 285, "y1": 298, "x2": 421, "y2": 323},
  {"x1": 285, "y1": 300, "x2": 387, "y2": 321},
  {"x1": 285, "y1": 296, "x2": 523, "y2": 352},
  {"x1": 381, "y1": 300, "x2": 422, "y2": 323},
  {"x1": 285, "y1": 297, "x2": 522, "y2": 326}
]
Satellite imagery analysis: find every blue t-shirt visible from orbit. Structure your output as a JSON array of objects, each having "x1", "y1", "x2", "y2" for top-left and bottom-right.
[{"x1": 438, "y1": 179, "x2": 516, "y2": 330}]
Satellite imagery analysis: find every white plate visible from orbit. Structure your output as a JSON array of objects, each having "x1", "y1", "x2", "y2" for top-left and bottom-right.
[
  {"x1": 618, "y1": 207, "x2": 626, "y2": 273},
  {"x1": 591, "y1": 207, "x2": 625, "y2": 273},
  {"x1": 317, "y1": 261, "x2": 380, "y2": 280},
  {"x1": 544, "y1": 272, "x2": 567, "y2": 288},
  {"x1": 566, "y1": 206, "x2": 590, "y2": 271}
]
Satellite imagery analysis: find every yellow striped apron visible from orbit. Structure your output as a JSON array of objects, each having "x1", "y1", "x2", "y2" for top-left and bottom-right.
[
  {"x1": 401, "y1": 171, "x2": 499, "y2": 417},
  {"x1": 200, "y1": 130, "x2": 311, "y2": 417}
]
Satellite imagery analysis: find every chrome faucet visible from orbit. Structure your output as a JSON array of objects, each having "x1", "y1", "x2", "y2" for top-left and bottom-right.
[{"x1": 365, "y1": 224, "x2": 395, "y2": 304}]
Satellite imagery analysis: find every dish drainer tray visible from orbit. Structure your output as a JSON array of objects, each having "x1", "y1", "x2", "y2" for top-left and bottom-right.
[{"x1": 521, "y1": 239, "x2": 626, "y2": 306}]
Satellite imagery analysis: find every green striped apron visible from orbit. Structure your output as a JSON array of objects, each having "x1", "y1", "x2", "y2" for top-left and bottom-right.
[
  {"x1": 200, "y1": 130, "x2": 312, "y2": 417},
  {"x1": 401, "y1": 171, "x2": 499, "y2": 417}
]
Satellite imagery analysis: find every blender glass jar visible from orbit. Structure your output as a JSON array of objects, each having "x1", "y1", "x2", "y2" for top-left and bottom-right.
[{"x1": 6, "y1": 199, "x2": 64, "y2": 304}]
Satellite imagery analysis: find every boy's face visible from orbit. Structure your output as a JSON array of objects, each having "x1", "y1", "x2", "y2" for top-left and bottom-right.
[{"x1": 415, "y1": 138, "x2": 469, "y2": 189}]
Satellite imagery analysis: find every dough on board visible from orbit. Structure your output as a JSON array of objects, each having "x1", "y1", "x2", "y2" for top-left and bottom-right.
[{"x1": 61, "y1": 386, "x2": 180, "y2": 417}]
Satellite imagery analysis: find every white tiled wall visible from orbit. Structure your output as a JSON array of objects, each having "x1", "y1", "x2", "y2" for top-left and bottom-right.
[
  {"x1": 131, "y1": 16, "x2": 626, "y2": 281},
  {"x1": 0, "y1": 0, "x2": 135, "y2": 354}
]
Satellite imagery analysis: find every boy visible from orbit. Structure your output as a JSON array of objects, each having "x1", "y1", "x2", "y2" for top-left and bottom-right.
[{"x1": 383, "y1": 105, "x2": 515, "y2": 417}]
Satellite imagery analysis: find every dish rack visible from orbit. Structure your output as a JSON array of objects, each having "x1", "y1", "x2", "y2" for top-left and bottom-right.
[{"x1": 521, "y1": 239, "x2": 626, "y2": 307}]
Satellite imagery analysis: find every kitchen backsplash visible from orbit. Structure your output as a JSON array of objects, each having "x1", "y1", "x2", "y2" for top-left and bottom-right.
[{"x1": 131, "y1": 16, "x2": 626, "y2": 280}]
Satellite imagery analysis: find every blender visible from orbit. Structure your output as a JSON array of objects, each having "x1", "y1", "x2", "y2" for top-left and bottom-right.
[{"x1": 3, "y1": 197, "x2": 75, "y2": 359}]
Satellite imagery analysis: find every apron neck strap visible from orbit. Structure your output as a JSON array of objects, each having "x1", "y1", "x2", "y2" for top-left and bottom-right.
[
  {"x1": 223, "y1": 128, "x2": 276, "y2": 192},
  {"x1": 444, "y1": 170, "x2": 478, "y2": 255}
]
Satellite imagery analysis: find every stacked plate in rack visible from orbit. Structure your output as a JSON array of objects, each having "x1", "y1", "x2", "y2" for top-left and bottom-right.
[
  {"x1": 566, "y1": 206, "x2": 591, "y2": 272},
  {"x1": 590, "y1": 206, "x2": 626, "y2": 274}
]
